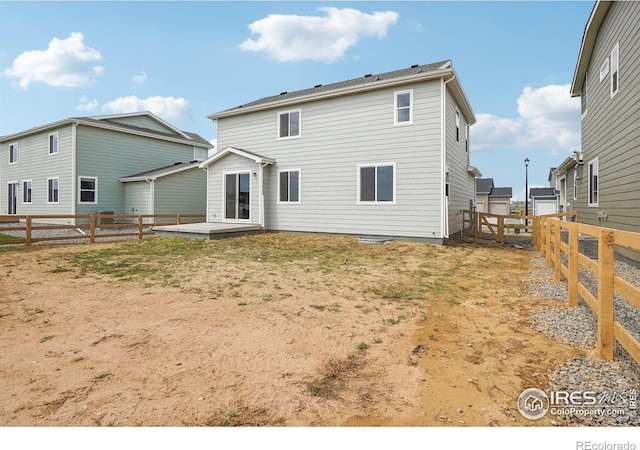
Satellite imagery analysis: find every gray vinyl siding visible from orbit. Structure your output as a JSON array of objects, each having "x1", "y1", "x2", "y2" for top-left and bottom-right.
[
  {"x1": 444, "y1": 89, "x2": 475, "y2": 236},
  {"x1": 577, "y1": 1, "x2": 640, "y2": 234},
  {"x1": 123, "y1": 181, "x2": 151, "y2": 216},
  {"x1": 205, "y1": 153, "x2": 261, "y2": 224},
  {"x1": 154, "y1": 169, "x2": 207, "y2": 216},
  {"x1": 75, "y1": 125, "x2": 195, "y2": 217},
  {"x1": 0, "y1": 125, "x2": 74, "y2": 217},
  {"x1": 216, "y1": 79, "x2": 445, "y2": 239}
]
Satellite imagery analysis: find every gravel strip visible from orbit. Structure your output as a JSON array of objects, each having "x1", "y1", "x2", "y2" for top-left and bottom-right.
[{"x1": 525, "y1": 251, "x2": 640, "y2": 426}]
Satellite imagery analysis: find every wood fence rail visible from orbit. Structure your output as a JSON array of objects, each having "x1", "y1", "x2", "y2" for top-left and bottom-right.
[
  {"x1": 0, "y1": 213, "x2": 205, "y2": 246},
  {"x1": 536, "y1": 216, "x2": 640, "y2": 366}
]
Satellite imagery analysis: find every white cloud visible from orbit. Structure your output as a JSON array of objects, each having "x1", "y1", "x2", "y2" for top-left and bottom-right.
[
  {"x1": 4, "y1": 32, "x2": 104, "y2": 89},
  {"x1": 240, "y1": 7, "x2": 399, "y2": 62},
  {"x1": 472, "y1": 84, "x2": 581, "y2": 155},
  {"x1": 101, "y1": 95, "x2": 190, "y2": 121},
  {"x1": 77, "y1": 95, "x2": 99, "y2": 111},
  {"x1": 132, "y1": 70, "x2": 147, "y2": 84}
]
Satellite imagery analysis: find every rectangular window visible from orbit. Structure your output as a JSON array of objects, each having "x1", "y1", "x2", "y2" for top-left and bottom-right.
[
  {"x1": 48, "y1": 133, "x2": 58, "y2": 154},
  {"x1": 573, "y1": 170, "x2": 578, "y2": 201},
  {"x1": 48, "y1": 177, "x2": 59, "y2": 204},
  {"x1": 611, "y1": 43, "x2": 619, "y2": 97},
  {"x1": 22, "y1": 180, "x2": 32, "y2": 204},
  {"x1": 78, "y1": 177, "x2": 97, "y2": 204},
  {"x1": 9, "y1": 143, "x2": 18, "y2": 163},
  {"x1": 588, "y1": 158, "x2": 598, "y2": 207},
  {"x1": 394, "y1": 90, "x2": 413, "y2": 125},
  {"x1": 456, "y1": 111, "x2": 460, "y2": 142},
  {"x1": 278, "y1": 170, "x2": 300, "y2": 203},
  {"x1": 278, "y1": 109, "x2": 300, "y2": 138},
  {"x1": 581, "y1": 73, "x2": 588, "y2": 118},
  {"x1": 358, "y1": 164, "x2": 395, "y2": 203}
]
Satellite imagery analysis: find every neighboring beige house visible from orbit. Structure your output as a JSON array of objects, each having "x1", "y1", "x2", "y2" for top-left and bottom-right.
[{"x1": 475, "y1": 178, "x2": 512, "y2": 215}]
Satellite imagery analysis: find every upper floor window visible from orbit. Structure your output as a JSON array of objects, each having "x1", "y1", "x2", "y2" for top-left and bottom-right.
[
  {"x1": 9, "y1": 143, "x2": 18, "y2": 163},
  {"x1": 455, "y1": 111, "x2": 460, "y2": 142},
  {"x1": 610, "y1": 42, "x2": 619, "y2": 98},
  {"x1": 581, "y1": 73, "x2": 588, "y2": 118},
  {"x1": 394, "y1": 90, "x2": 413, "y2": 125},
  {"x1": 49, "y1": 132, "x2": 58, "y2": 155},
  {"x1": 588, "y1": 158, "x2": 598, "y2": 207},
  {"x1": 358, "y1": 163, "x2": 395, "y2": 204},
  {"x1": 278, "y1": 170, "x2": 300, "y2": 203},
  {"x1": 278, "y1": 109, "x2": 300, "y2": 139}
]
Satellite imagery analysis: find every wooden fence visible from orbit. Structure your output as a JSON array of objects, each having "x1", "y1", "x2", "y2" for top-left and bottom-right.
[
  {"x1": 0, "y1": 213, "x2": 205, "y2": 246},
  {"x1": 536, "y1": 216, "x2": 640, "y2": 365},
  {"x1": 462, "y1": 210, "x2": 578, "y2": 244}
]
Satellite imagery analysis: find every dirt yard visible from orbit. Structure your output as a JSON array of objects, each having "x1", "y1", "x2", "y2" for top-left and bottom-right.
[{"x1": 0, "y1": 234, "x2": 585, "y2": 427}]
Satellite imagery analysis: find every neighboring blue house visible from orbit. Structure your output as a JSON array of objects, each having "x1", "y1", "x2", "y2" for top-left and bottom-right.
[{"x1": 0, "y1": 112, "x2": 212, "y2": 224}]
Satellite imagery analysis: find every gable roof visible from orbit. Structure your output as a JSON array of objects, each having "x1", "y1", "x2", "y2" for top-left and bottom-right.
[
  {"x1": 208, "y1": 60, "x2": 475, "y2": 125},
  {"x1": 199, "y1": 146, "x2": 275, "y2": 168},
  {"x1": 119, "y1": 161, "x2": 202, "y2": 182},
  {"x1": 490, "y1": 187, "x2": 512, "y2": 197},
  {"x1": 571, "y1": 1, "x2": 612, "y2": 97},
  {"x1": 476, "y1": 178, "x2": 494, "y2": 194},
  {"x1": 0, "y1": 111, "x2": 212, "y2": 149},
  {"x1": 530, "y1": 187, "x2": 558, "y2": 198}
]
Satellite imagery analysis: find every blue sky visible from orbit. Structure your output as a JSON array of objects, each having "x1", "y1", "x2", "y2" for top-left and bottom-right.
[{"x1": 0, "y1": 1, "x2": 595, "y2": 201}]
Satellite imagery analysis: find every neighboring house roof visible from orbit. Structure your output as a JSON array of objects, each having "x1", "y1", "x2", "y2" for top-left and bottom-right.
[
  {"x1": 208, "y1": 60, "x2": 476, "y2": 125},
  {"x1": 119, "y1": 161, "x2": 202, "y2": 182},
  {"x1": 530, "y1": 187, "x2": 558, "y2": 198},
  {"x1": 476, "y1": 178, "x2": 494, "y2": 194},
  {"x1": 491, "y1": 187, "x2": 513, "y2": 197},
  {"x1": 571, "y1": 1, "x2": 612, "y2": 96},
  {"x1": 0, "y1": 111, "x2": 212, "y2": 149},
  {"x1": 199, "y1": 146, "x2": 276, "y2": 168}
]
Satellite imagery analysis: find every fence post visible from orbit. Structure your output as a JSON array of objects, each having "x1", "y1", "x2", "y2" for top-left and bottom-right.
[
  {"x1": 545, "y1": 219, "x2": 552, "y2": 268},
  {"x1": 177, "y1": 214, "x2": 182, "y2": 225},
  {"x1": 498, "y1": 215, "x2": 504, "y2": 243},
  {"x1": 25, "y1": 216, "x2": 32, "y2": 246},
  {"x1": 554, "y1": 221, "x2": 561, "y2": 281},
  {"x1": 138, "y1": 215, "x2": 144, "y2": 239},
  {"x1": 567, "y1": 221, "x2": 578, "y2": 307},
  {"x1": 597, "y1": 228, "x2": 615, "y2": 361},
  {"x1": 90, "y1": 215, "x2": 96, "y2": 243},
  {"x1": 475, "y1": 212, "x2": 480, "y2": 239}
]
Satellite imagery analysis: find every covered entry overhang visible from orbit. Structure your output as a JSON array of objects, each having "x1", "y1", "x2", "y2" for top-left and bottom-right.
[{"x1": 199, "y1": 146, "x2": 275, "y2": 228}]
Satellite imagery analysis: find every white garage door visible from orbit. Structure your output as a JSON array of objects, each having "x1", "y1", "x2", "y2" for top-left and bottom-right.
[
  {"x1": 534, "y1": 200, "x2": 557, "y2": 216},
  {"x1": 488, "y1": 201, "x2": 509, "y2": 216}
]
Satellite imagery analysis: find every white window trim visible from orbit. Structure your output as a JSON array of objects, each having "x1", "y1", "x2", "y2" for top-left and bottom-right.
[
  {"x1": 599, "y1": 58, "x2": 609, "y2": 82},
  {"x1": 394, "y1": 89, "x2": 413, "y2": 126},
  {"x1": 610, "y1": 42, "x2": 619, "y2": 98},
  {"x1": 9, "y1": 142, "x2": 18, "y2": 164},
  {"x1": 221, "y1": 171, "x2": 252, "y2": 223},
  {"x1": 573, "y1": 170, "x2": 578, "y2": 201},
  {"x1": 48, "y1": 132, "x2": 59, "y2": 155},
  {"x1": 277, "y1": 169, "x2": 301, "y2": 204},
  {"x1": 47, "y1": 177, "x2": 60, "y2": 204},
  {"x1": 277, "y1": 108, "x2": 302, "y2": 140},
  {"x1": 22, "y1": 180, "x2": 32, "y2": 204},
  {"x1": 78, "y1": 176, "x2": 98, "y2": 204},
  {"x1": 588, "y1": 158, "x2": 598, "y2": 207},
  {"x1": 357, "y1": 163, "x2": 397, "y2": 205}
]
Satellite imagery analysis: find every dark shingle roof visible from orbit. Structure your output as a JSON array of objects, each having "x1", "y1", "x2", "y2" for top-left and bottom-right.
[
  {"x1": 476, "y1": 178, "x2": 494, "y2": 194},
  {"x1": 214, "y1": 60, "x2": 452, "y2": 116},
  {"x1": 530, "y1": 187, "x2": 558, "y2": 198},
  {"x1": 490, "y1": 187, "x2": 512, "y2": 197}
]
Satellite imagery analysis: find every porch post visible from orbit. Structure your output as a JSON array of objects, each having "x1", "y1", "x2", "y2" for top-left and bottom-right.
[{"x1": 259, "y1": 163, "x2": 265, "y2": 228}]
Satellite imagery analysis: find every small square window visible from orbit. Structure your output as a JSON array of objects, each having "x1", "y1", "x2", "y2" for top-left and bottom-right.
[{"x1": 79, "y1": 177, "x2": 97, "y2": 204}]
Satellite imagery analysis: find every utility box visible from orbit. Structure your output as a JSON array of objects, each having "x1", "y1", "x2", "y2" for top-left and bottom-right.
[{"x1": 96, "y1": 211, "x2": 114, "y2": 225}]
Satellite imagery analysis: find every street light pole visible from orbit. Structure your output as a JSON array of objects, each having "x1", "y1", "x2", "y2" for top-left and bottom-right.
[{"x1": 524, "y1": 158, "x2": 530, "y2": 229}]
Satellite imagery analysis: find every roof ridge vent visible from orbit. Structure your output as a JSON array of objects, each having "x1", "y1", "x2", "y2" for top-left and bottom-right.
[
  {"x1": 411, "y1": 64, "x2": 419, "y2": 68},
  {"x1": 280, "y1": 91, "x2": 288, "y2": 95},
  {"x1": 364, "y1": 73, "x2": 372, "y2": 78},
  {"x1": 314, "y1": 84, "x2": 322, "y2": 88}
]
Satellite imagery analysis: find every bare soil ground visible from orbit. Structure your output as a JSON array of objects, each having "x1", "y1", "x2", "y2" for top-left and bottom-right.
[{"x1": 0, "y1": 234, "x2": 585, "y2": 427}]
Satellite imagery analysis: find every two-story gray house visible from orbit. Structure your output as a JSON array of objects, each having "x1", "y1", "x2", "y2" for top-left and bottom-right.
[
  {"x1": 0, "y1": 112, "x2": 212, "y2": 224},
  {"x1": 200, "y1": 60, "x2": 481, "y2": 243},
  {"x1": 561, "y1": 0, "x2": 640, "y2": 235}
]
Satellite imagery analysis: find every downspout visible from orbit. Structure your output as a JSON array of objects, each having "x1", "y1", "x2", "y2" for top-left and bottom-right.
[
  {"x1": 71, "y1": 122, "x2": 78, "y2": 224},
  {"x1": 145, "y1": 178, "x2": 155, "y2": 224},
  {"x1": 441, "y1": 73, "x2": 456, "y2": 239}
]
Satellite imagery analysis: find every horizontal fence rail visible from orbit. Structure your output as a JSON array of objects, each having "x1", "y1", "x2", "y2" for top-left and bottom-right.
[
  {"x1": 537, "y1": 216, "x2": 640, "y2": 366},
  {"x1": 0, "y1": 214, "x2": 205, "y2": 246}
]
